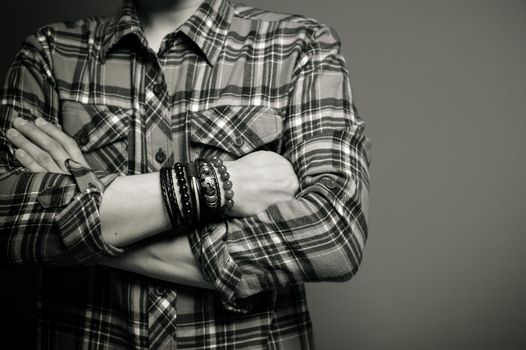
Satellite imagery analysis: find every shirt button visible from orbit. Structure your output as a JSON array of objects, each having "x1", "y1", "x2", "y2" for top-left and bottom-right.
[
  {"x1": 155, "y1": 148, "x2": 166, "y2": 163},
  {"x1": 153, "y1": 83, "x2": 163, "y2": 96},
  {"x1": 155, "y1": 287, "x2": 165, "y2": 296},
  {"x1": 323, "y1": 177, "x2": 337, "y2": 189},
  {"x1": 233, "y1": 136, "x2": 244, "y2": 147},
  {"x1": 78, "y1": 134, "x2": 89, "y2": 147}
]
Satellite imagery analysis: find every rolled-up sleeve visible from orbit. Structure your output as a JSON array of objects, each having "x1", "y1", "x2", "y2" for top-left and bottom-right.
[
  {"x1": 0, "y1": 31, "x2": 121, "y2": 265},
  {"x1": 189, "y1": 24, "x2": 372, "y2": 310}
]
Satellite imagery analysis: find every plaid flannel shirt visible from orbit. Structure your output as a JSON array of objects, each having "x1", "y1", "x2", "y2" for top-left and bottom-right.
[{"x1": 0, "y1": 0, "x2": 371, "y2": 348}]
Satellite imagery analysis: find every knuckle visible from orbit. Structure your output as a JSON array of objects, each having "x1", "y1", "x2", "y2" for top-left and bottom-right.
[
  {"x1": 63, "y1": 137, "x2": 79, "y2": 150},
  {"x1": 15, "y1": 138, "x2": 27, "y2": 148},
  {"x1": 22, "y1": 121, "x2": 35, "y2": 131},
  {"x1": 35, "y1": 152, "x2": 52, "y2": 165},
  {"x1": 14, "y1": 148, "x2": 27, "y2": 160},
  {"x1": 46, "y1": 140, "x2": 62, "y2": 152}
]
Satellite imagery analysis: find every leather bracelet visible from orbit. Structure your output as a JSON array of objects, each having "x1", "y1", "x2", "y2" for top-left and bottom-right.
[
  {"x1": 192, "y1": 173, "x2": 201, "y2": 223},
  {"x1": 185, "y1": 161, "x2": 201, "y2": 223},
  {"x1": 160, "y1": 167, "x2": 178, "y2": 229},
  {"x1": 166, "y1": 168, "x2": 183, "y2": 228}
]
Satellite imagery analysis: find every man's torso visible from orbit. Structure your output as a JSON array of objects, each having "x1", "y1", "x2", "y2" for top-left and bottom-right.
[{"x1": 34, "y1": 0, "x2": 327, "y2": 348}]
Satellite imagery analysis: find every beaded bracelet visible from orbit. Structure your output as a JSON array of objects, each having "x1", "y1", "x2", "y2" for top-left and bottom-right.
[
  {"x1": 174, "y1": 162, "x2": 193, "y2": 226},
  {"x1": 209, "y1": 155, "x2": 234, "y2": 211}
]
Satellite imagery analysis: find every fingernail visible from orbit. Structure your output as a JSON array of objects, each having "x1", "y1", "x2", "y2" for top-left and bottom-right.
[
  {"x1": 6, "y1": 128, "x2": 19, "y2": 138},
  {"x1": 15, "y1": 149, "x2": 27, "y2": 158},
  {"x1": 13, "y1": 118, "x2": 27, "y2": 126},
  {"x1": 35, "y1": 117, "x2": 48, "y2": 126}
]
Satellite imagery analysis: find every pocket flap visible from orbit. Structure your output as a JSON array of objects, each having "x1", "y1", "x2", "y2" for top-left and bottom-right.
[
  {"x1": 190, "y1": 105, "x2": 283, "y2": 157},
  {"x1": 61, "y1": 101, "x2": 132, "y2": 151}
]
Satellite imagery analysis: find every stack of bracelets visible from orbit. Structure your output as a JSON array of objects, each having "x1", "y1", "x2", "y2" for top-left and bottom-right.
[{"x1": 159, "y1": 155, "x2": 235, "y2": 230}]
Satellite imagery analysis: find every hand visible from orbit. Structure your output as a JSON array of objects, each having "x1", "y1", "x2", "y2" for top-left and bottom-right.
[
  {"x1": 5, "y1": 117, "x2": 89, "y2": 173},
  {"x1": 223, "y1": 151, "x2": 299, "y2": 217}
]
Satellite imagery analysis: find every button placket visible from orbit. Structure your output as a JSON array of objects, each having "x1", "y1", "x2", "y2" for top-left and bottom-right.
[{"x1": 143, "y1": 64, "x2": 172, "y2": 170}]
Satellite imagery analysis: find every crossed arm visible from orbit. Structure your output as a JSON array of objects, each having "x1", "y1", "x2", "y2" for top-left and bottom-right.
[
  {"x1": 4, "y1": 115, "x2": 298, "y2": 289},
  {"x1": 0, "y1": 24, "x2": 371, "y2": 306}
]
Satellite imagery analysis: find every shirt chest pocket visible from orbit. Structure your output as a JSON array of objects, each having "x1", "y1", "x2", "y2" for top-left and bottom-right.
[
  {"x1": 60, "y1": 101, "x2": 132, "y2": 175},
  {"x1": 190, "y1": 105, "x2": 284, "y2": 161}
]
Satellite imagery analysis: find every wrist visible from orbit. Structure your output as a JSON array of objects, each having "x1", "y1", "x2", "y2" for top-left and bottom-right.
[{"x1": 159, "y1": 158, "x2": 236, "y2": 231}]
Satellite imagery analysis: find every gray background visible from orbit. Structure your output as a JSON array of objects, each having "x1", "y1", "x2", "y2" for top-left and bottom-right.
[{"x1": 1, "y1": 0, "x2": 525, "y2": 349}]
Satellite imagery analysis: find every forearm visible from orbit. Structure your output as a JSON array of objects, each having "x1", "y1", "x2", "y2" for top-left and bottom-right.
[
  {"x1": 100, "y1": 231, "x2": 213, "y2": 289},
  {"x1": 97, "y1": 153, "x2": 298, "y2": 289},
  {"x1": 98, "y1": 172, "x2": 214, "y2": 289},
  {"x1": 99, "y1": 172, "x2": 173, "y2": 247},
  {"x1": 190, "y1": 23, "x2": 372, "y2": 306}
]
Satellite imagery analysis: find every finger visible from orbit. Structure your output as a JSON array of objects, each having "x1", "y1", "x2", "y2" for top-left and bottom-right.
[
  {"x1": 11, "y1": 118, "x2": 70, "y2": 172},
  {"x1": 14, "y1": 148, "x2": 46, "y2": 172},
  {"x1": 6, "y1": 127, "x2": 65, "y2": 173},
  {"x1": 34, "y1": 117, "x2": 90, "y2": 168}
]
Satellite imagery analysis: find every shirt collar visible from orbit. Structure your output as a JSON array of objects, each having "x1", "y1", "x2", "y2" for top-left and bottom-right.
[{"x1": 101, "y1": 0, "x2": 234, "y2": 66}]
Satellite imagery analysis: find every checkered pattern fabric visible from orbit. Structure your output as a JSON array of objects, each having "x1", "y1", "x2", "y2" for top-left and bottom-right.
[{"x1": 0, "y1": 0, "x2": 371, "y2": 348}]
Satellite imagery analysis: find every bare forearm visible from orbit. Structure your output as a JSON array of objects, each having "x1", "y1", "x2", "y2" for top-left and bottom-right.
[
  {"x1": 100, "y1": 231, "x2": 213, "y2": 290},
  {"x1": 99, "y1": 172, "x2": 172, "y2": 247},
  {"x1": 98, "y1": 172, "x2": 211, "y2": 288}
]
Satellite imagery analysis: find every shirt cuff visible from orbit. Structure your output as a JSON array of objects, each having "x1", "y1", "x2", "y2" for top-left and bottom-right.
[
  {"x1": 188, "y1": 222, "x2": 252, "y2": 314},
  {"x1": 55, "y1": 159, "x2": 123, "y2": 264}
]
